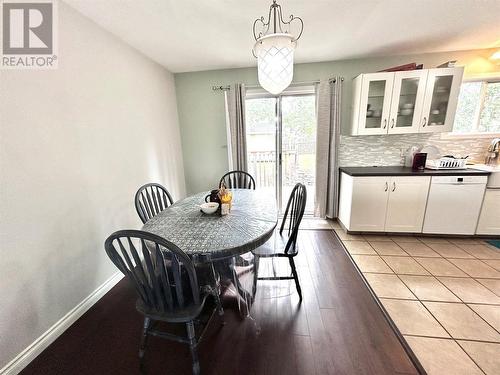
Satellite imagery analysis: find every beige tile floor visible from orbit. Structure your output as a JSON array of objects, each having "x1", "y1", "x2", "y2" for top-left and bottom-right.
[{"x1": 332, "y1": 224, "x2": 500, "y2": 375}]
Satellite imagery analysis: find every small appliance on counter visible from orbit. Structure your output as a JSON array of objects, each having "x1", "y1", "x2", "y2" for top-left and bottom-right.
[
  {"x1": 404, "y1": 146, "x2": 419, "y2": 167},
  {"x1": 412, "y1": 153, "x2": 427, "y2": 171}
]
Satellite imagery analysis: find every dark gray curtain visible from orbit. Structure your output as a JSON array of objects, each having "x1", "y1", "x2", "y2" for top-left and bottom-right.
[
  {"x1": 314, "y1": 77, "x2": 343, "y2": 218},
  {"x1": 224, "y1": 83, "x2": 248, "y2": 171}
]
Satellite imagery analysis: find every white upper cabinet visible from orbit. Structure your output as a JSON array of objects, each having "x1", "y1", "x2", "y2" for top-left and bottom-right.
[
  {"x1": 387, "y1": 70, "x2": 428, "y2": 134},
  {"x1": 352, "y1": 72, "x2": 394, "y2": 135},
  {"x1": 350, "y1": 67, "x2": 464, "y2": 136},
  {"x1": 419, "y1": 68, "x2": 464, "y2": 133}
]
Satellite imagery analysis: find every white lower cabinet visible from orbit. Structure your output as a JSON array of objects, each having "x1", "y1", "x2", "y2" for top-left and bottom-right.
[
  {"x1": 476, "y1": 189, "x2": 500, "y2": 235},
  {"x1": 339, "y1": 175, "x2": 389, "y2": 231},
  {"x1": 338, "y1": 173, "x2": 430, "y2": 232},
  {"x1": 385, "y1": 176, "x2": 431, "y2": 232}
]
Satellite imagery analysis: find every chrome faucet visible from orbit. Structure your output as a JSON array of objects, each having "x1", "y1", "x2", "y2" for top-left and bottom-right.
[{"x1": 485, "y1": 138, "x2": 500, "y2": 166}]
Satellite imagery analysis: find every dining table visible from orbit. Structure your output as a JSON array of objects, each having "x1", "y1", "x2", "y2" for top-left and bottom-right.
[{"x1": 142, "y1": 189, "x2": 278, "y2": 316}]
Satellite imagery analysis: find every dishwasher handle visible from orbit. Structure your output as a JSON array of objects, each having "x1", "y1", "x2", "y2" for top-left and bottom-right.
[
  {"x1": 431, "y1": 176, "x2": 488, "y2": 185},
  {"x1": 446, "y1": 182, "x2": 486, "y2": 185}
]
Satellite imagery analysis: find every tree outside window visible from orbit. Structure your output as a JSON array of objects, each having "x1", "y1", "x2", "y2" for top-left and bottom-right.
[{"x1": 453, "y1": 79, "x2": 500, "y2": 134}]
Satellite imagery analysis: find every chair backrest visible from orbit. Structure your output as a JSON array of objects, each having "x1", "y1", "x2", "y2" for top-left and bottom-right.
[
  {"x1": 219, "y1": 170, "x2": 256, "y2": 190},
  {"x1": 280, "y1": 183, "x2": 307, "y2": 253},
  {"x1": 135, "y1": 183, "x2": 174, "y2": 224},
  {"x1": 104, "y1": 230, "x2": 200, "y2": 313}
]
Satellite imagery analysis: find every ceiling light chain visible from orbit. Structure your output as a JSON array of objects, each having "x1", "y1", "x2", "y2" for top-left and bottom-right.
[{"x1": 252, "y1": 0, "x2": 304, "y2": 42}]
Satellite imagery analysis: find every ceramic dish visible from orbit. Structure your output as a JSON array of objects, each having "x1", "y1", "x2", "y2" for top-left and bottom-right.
[
  {"x1": 200, "y1": 202, "x2": 219, "y2": 214},
  {"x1": 420, "y1": 145, "x2": 441, "y2": 160}
]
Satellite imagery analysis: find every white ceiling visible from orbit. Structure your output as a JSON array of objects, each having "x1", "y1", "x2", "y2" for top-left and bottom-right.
[{"x1": 64, "y1": 0, "x2": 500, "y2": 73}]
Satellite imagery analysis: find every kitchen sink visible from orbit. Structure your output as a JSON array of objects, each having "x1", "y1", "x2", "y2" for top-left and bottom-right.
[{"x1": 469, "y1": 164, "x2": 500, "y2": 188}]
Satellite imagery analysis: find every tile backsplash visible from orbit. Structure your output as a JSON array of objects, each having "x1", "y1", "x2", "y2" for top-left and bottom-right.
[{"x1": 339, "y1": 133, "x2": 492, "y2": 167}]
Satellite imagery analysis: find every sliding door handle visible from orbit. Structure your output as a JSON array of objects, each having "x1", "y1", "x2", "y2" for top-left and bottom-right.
[
  {"x1": 383, "y1": 119, "x2": 387, "y2": 129},
  {"x1": 390, "y1": 118, "x2": 395, "y2": 128},
  {"x1": 384, "y1": 182, "x2": 388, "y2": 191},
  {"x1": 422, "y1": 117, "x2": 427, "y2": 127},
  {"x1": 392, "y1": 182, "x2": 396, "y2": 192}
]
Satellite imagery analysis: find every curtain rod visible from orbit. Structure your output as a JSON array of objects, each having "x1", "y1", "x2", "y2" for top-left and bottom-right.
[
  {"x1": 329, "y1": 77, "x2": 344, "y2": 83},
  {"x1": 245, "y1": 80, "x2": 320, "y2": 89},
  {"x1": 212, "y1": 85, "x2": 230, "y2": 91},
  {"x1": 212, "y1": 77, "x2": 344, "y2": 91}
]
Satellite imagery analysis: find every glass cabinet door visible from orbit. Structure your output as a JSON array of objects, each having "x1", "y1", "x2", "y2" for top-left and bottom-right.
[
  {"x1": 358, "y1": 72, "x2": 394, "y2": 135},
  {"x1": 420, "y1": 68, "x2": 464, "y2": 133},
  {"x1": 388, "y1": 70, "x2": 428, "y2": 134}
]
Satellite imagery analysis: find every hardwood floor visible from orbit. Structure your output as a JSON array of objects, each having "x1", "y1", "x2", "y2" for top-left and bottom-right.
[{"x1": 20, "y1": 230, "x2": 418, "y2": 375}]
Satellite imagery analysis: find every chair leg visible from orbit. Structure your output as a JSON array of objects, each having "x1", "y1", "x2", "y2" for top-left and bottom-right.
[
  {"x1": 186, "y1": 321, "x2": 200, "y2": 375},
  {"x1": 139, "y1": 317, "x2": 151, "y2": 367},
  {"x1": 289, "y1": 257, "x2": 302, "y2": 301},
  {"x1": 213, "y1": 290, "x2": 225, "y2": 322},
  {"x1": 252, "y1": 255, "x2": 260, "y2": 301}
]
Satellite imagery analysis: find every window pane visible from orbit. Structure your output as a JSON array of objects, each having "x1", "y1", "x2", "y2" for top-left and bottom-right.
[
  {"x1": 478, "y1": 82, "x2": 500, "y2": 133},
  {"x1": 395, "y1": 77, "x2": 420, "y2": 128},
  {"x1": 245, "y1": 98, "x2": 276, "y2": 196},
  {"x1": 366, "y1": 80, "x2": 386, "y2": 129},
  {"x1": 427, "y1": 75, "x2": 453, "y2": 127},
  {"x1": 453, "y1": 81, "x2": 482, "y2": 133}
]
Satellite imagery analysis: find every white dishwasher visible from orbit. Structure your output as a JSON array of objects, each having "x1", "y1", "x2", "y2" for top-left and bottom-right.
[{"x1": 423, "y1": 175, "x2": 487, "y2": 235}]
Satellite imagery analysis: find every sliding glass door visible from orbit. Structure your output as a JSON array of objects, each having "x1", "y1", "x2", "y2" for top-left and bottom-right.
[
  {"x1": 245, "y1": 90, "x2": 316, "y2": 213},
  {"x1": 281, "y1": 95, "x2": 316, "y2": 213},
  {"x1": 245, "y1": 97, "x2": 277, "y2": 200}
]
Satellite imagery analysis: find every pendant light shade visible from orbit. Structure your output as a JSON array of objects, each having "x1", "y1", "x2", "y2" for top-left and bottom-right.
[
  {"x1": 252, "y1": 1, "x2": 303, "y2": 95},
  {"x1": 254, "y1": 34, "x2": 295, "y2": 95}
]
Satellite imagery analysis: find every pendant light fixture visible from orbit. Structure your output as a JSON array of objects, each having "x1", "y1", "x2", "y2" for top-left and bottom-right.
[{"x1": 252, "y1": 0, "x2": 304, "y2": 95}]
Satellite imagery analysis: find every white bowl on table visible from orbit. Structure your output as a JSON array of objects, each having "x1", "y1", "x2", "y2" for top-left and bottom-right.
[{"x1": 200, "y1": 202, "x2": 219, "y2": 214}]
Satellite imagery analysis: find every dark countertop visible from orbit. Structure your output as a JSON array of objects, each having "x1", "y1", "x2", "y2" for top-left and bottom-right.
[{"x1": 339, "y1": 166, "x2": 491, "y2": 177}]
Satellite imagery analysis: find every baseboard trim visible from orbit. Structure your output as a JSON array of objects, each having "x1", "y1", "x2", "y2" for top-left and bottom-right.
[{"x1": 0, "y1": 272, "x2": 124, "y2": 375}]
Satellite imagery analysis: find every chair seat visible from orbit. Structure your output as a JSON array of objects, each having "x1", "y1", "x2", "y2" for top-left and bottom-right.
[
  {"x1": 136, "y1": 295, "x2": 207, "y2": 324},
  {"x1": 252, "y1": 231, "x2": 297, "y2": 258}
]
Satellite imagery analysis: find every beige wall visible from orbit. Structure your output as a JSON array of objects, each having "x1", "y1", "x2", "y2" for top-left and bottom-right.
[
  {"x1": 0, "y1": 2, "x2": 185, "y2": 369},
  {"x1": 175, "y1": 48, "x2": 500, "y2": 194}
]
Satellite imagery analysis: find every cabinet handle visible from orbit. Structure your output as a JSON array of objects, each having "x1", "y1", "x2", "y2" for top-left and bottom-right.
[
  {"x1": 391, "y1": 118, "x2": 395, "y2": 128},
  {"x1": 422, "y1": 116, "x2": 427, "y2": 127},
  {"x1": 383, "y1": 119, "x2": 387, "y2": 129},
  {"x1": 392, "y1": 182, "x2": 396, "y2": 192},
  {"x1": 384, "y1": 182, "x2": 388, "y2": 191}
]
